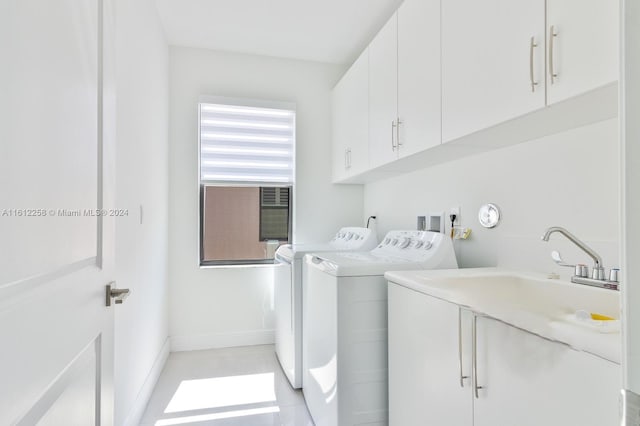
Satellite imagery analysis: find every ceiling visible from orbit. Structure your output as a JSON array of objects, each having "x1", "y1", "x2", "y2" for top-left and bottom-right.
[{"x1": 155, "y1": 0, "x2": 405, "y2": 65}]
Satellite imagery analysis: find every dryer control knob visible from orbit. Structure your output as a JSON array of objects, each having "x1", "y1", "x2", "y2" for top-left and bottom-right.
[
  {"x1": 399, "y1": 238, "x2": 411, "y2": 249},
  {"x1": 423, "y1": 241, "x2": 433, "y2": 250}
]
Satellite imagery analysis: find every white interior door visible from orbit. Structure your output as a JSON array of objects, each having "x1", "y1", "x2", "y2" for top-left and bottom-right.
[{"x1": 0, "y1": 0, "x2": 117, "y2": 424}]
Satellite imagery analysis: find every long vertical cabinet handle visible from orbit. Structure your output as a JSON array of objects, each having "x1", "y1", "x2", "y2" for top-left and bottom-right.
[
  {"x1": 396, "y1": 118, "x2": 403, "y2": 148},
  {"x1": 472, "y1": 314, "x2": 483, "y2": 398},
  {"x1": 391, "y1": 120, "x2": 397, "y2": 151},
  {"x1": 458, "y1": 307, "x2": 469, "y2": 387},
  {"x1": 344, "y1": 149, "x2": 348, "y2": 169},
  {"x1": 529, "y1": 36, "x2": 538, "y2": 92},
  {"x1": 347, "y1": 149, "x2": 352, "y2": 168},
  {"x1": 549, "y1": 25, "x2": 558, "y2": 84}
]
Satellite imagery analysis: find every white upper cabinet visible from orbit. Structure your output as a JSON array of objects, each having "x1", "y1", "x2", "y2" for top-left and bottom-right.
[
  {"x1": 369, "y1": 0, "x2": 442, "y2": 169},
  {"x1": 442, "y1": 0, "x2": 618, "y2": 143},
  {"x1": 397, "y1": 0, "x2": 441, "y2": 158},
  {"x1": 442, "y1": 0, "x2": 546, "y2": 142},
  {"x1": 331, "y1": 0, "x2": 618, "y2": 182},
  {"x1": 368, "y1": 13, "x2": 398, "y2": 169},
  {"x1": 546, "y1": 0, "x2": 619, "y2": 104},
  {"x1": 331, "y1": 49, "x2": 369, "y2": 182}
]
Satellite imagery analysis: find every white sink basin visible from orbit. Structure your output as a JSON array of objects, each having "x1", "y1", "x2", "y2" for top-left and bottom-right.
[{"x1": 385, "y1": 268, "x2": 621, "y2": 363}]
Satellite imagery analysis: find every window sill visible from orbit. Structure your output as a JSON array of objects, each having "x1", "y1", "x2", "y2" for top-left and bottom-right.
[{"x1": 199, "y1": 263, "x2": 277, "y2": 270}]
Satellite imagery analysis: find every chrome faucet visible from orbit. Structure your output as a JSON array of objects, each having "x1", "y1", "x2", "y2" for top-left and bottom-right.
[
  {"x1": 541, "y1": 226, "x2": 619, "y2": 291},
  {"x1": 541, "y1": 226, "x2": 603, "y2": 268}
]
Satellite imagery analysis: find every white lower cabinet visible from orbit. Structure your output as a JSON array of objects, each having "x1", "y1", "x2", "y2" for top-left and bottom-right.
[
  {"x1": 388, "y1": 283, "x2": 621, "y2": 426},
  {"x1": 474, "y1": 316, "x2": 621, "y2": 426},
  {"x1": 388, "y1": 283, "x2": 473, "y2": 426}
]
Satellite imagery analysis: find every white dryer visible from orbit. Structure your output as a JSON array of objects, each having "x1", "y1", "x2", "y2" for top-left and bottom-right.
[
  {"x1": 302, "y1": 230, "x2": 458, "y2": 426},
  {"x1": 274, "y1": 227, "x2": 378, "y2": 389}
]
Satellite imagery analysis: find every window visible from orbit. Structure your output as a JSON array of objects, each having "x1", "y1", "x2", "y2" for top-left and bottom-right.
[{"x1": 199, "y1": 97, "x2": 295, "y2": 265}]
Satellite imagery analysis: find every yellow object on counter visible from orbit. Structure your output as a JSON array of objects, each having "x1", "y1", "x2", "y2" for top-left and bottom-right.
[{"x1": 590, "y1": 313, "x2": 615, "y2": 321}]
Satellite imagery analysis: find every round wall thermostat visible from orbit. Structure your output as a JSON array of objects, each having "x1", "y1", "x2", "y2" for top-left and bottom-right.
[{"x1": 478, "y1": 203, "x2": 501, "y2": 228}]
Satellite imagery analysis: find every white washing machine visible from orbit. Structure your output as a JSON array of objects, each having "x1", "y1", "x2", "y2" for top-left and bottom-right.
[
  {"x1": 274, "y1": 227, "x2": 378, "y2": 389},
  {"x1": 302, "y1": 230, "x2": 458, "y2": 426}
]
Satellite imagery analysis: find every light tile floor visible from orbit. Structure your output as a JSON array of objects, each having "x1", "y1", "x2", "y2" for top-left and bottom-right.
[{"x1": 139, "y1": 345, "x2": 314, "y2": 426}]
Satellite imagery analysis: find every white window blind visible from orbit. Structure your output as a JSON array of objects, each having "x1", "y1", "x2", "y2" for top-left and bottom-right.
[{"x1": 199, "y1": 101, "x2": 295, "y2": 185}]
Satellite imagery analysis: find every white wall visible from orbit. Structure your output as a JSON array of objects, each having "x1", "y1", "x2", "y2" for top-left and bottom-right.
[
  {"x1": 169, "y1": 47, "x2": 362, "y2": 350},
  {"x1": 365, "y1": 118, "x2": 619, "y2": 279},
  {"x1": 114, "y1": 0, "x2": 169, "y2": 425}
]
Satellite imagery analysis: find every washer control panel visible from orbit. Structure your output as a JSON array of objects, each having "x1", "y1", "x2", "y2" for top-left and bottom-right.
[
  {"x1": 330, "y1": 227, "x2": 378, "y2": 250},
  {"x1": 373, "y1": 230, "x2": 445, "y2": 261}
]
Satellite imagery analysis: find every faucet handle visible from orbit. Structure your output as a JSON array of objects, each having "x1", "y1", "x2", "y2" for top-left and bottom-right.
[
  {"x1": 575, "y1": 264, "x2": 589, "y2": 278},
  {"x1": 609, "y1": 268, "x2": 620, "y2": 282},
  {"x1": 551, "y1": 251, "x2": 574, "y2": 268},
  {"x1": 592, "y1": 266, "x2": 605, "y2": 280}
]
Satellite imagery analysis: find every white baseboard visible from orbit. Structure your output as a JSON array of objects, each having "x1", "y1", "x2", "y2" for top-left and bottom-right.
[
  {"x1": 171, "y1": 329, "x2": 275, "y2": 352},
  {"x1": 122, "y1": 337, "x2": 170, "y2": 426}
]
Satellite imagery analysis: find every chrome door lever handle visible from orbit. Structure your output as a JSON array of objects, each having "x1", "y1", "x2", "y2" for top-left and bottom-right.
[{"x1": 106, "y1": 282, "x2": 130, "y2": 306}]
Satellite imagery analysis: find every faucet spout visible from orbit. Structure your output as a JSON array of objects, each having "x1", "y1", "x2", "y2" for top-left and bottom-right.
[{"x1": 541, "y1": 226, "x2": 602, "y2": 269}]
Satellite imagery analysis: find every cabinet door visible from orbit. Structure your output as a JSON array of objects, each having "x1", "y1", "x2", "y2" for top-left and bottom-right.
[
  {"x1": 441, "y1": 0, "x2": 545, "y2": 142},
  {"x1": 331, "y1": 70, "x2": 350, "y2": 181},
  {"x1": 474, "y1": 317, "x2": 621, "y2": 426},
  {"x1": 331, "y1": 49, "x2": 369, "y2": 181},
  {"x1": 388, "y1": 284, "x2": 473, "y2": 426},
  {"x1": 397, "y1": 0, "x2": 441, "y2": 157},
  {"x1": 546, "y1": 0, "x2": 619, "y2": 104},
  {"x1": 368, "y1": 13, "x2": 398, "y2": 168}
]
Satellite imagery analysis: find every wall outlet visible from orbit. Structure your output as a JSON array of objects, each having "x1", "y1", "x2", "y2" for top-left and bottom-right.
[{"x1": 450, "y1": 207, "x2": 460, "y2": 225}]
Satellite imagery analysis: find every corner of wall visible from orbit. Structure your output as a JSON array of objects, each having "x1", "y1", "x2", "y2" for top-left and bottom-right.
[{"x1": 121, "y1": 338, "x2": 171, "y2": 426}]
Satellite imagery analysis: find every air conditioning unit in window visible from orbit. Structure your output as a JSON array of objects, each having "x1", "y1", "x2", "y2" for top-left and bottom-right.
[{"x1": 261, "y1": 187, "x2": 289, "y2": 207}]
